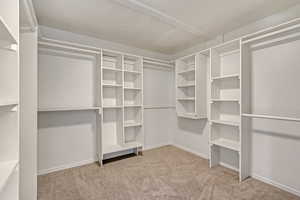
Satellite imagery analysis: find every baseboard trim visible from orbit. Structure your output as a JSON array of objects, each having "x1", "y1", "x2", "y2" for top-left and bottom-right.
[
  {"x1": 38, "y1": 158, "x2": 97, "y2": 175},
  {"x1": 252, "y1": 173, "x2": 300, "y2": 197},
  {"x1": 144, "y1": 142, "x2": 172, "y2": 151},
  {"x1": 172, "y1": 143, "x2": 209, "y2": 159},
  {"x1": 219, "y1": 162, "x2": 239, "y2": 172}
]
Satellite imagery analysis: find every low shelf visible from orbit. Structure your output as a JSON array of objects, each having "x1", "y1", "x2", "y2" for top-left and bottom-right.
[{"x1": 210, "y1": 138, "x2": 240, "y2": 152}]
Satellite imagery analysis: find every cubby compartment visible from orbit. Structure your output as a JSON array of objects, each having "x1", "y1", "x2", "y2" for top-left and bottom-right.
[
  {"x1": 177, "y1": 100, "x2": 195, "y2": 115},
  {"x1": 102, "y1": 109, "x2": 124, "y2": 154},
  {"x1": 177, "y1": 86, "x2": 195, "y2": 99},
  {"x1": 211, "y1": 102, "x2": 240, "y2": 123},
  {"x1": 124, "y1": 126, "x2": 143, "y2": 143},
  {"x1": 124, "y1": 89, "x2": 142, "y2": 106},
  {"x1": 102, "y1": 70, "x2": 122, "y2": 86},
  {"x1": 124, "y1": 107, "x2": 142, "y2": 126},
  {"x1": 124, "y1": 55, "x2": 142, "y2": 72},
  {"x1": 102, "y1": 51, "x2": 122, "y2": 70},
  {"x1": 211, "y1": 78, "x2": 240, "y2": 100},
  {"x1": 102, "y1": 87, "x2": 123, "y2": 107},
  {"x1": 124, "y1": 72, "x2": 142, "y2": 89}
]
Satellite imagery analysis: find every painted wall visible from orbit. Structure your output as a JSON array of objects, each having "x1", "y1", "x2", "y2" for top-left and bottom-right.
[{"x1": 20, "y1": 31, "x2": 38, "y2": 200}]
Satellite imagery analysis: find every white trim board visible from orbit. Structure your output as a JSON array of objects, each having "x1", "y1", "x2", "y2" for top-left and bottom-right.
[{"x1": 20, "y1": 0, "x2": 38, "y2": 32}]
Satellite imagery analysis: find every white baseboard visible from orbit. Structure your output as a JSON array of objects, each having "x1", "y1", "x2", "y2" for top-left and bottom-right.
[
  {"x1": 144, "y1": 142, "x2": 171, "y2": 151},
  {"x1": 219, "y1": 162, "x2": 239, "y2": 172},
  {"x1": 252, "y1": 173, "x2": 300, "y2": 197},
  {"x1": 38, "y1": 158, "x2": 97, "y2": 175},
  {"x1": 172, "y1": 143, "x2": 209, "y2": 159}
]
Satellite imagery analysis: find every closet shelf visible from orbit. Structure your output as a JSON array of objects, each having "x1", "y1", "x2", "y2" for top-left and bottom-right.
[
  {"x1": 124, "y1": 70, "x2": 141, "y2": 74},
  {"x1": 211, "y1": 74, "x2": 240, "y2": 81},
  {"x1": 103, "y1": 142, "x2": 142, "y2": 155},
  {"x1": 0, "y1": 101, "x2": 18, "y2": 108},
  {"x1": 103, "y1": 105, "x2": 123, "y2": 109},
  {"x1": 177, "y1": 84, "x2": 195, "y2": 88},
  {"x1": 177, "y1": 97, "x2": 195, "y2": 101},
  {"x1": 38, "y1": 106, "x2": 101, "y2": 112},
  {"x1": 124, "y1": 87, "x2": 141, "y2": 90},
  {"x1": 124, "y1": 105, "x2": 142, "y2": 108},
  {"x1": 0, "y1": 16, "x2": 18, "y2": 46},
  {"x1": 124, "y1": 122, "x2": 142, "y2": 128},
  {"x1": 211, "y1": 120, "x2": 240, "y2": 127},
  {"x1": 177, "y1": 113, "x2": 206, "y2": 119},
  {"x1": 177, "y1": 69, "x2": 195, "y2": 75},
  {"x1": 0, "y1": 160, "x2": 18, "y2": 192},
  {"x1": 102, "y1": 83, "x2": 123, "y2": 88},
  {"x1": 210, "y1": 138, "x2": 240, "y2": 152},
  {"x1": 102, "y1": 67, "x2": 122, "y2": 72},
  {"x1": 211, "y1": 99, "x2": 239, "y2": 103}
]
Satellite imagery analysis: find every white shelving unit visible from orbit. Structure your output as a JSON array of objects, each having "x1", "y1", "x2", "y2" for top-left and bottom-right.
[
  {"x1": 100, "y1": 50, "x2": 144, "y2": 163},
  {"x1": 209, "y1": 39, "x2": 244, "y2": 181},
  {"x1": 0, "y1": 1, "x2": 19, "y2": 199},
  {"x1": 175, "y1": 50, "x2": 208, "y2": 119}
]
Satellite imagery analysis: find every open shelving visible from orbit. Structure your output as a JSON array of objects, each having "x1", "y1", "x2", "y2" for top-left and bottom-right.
[
  {"x1": 100, "y1": 51, "x2": 143, "y2": 163},
  {"x1": 0, "y1": 3, "x2": 19, "y2": 199},
  {"x1": 209, "y1": 39, "x2": 243, "y2": 181},
  {"x1": 175, "y1": 50, "x2": 208, "y2": 119}
]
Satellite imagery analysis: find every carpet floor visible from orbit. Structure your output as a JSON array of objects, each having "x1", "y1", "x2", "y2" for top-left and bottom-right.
[{"x1": 38, "y1": 145, "x2": 300, "y2": 200}]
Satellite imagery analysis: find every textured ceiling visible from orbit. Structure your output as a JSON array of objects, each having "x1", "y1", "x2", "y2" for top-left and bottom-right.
[{"x1": 33, "y1": 0, "x2": 300, "y2": 54}]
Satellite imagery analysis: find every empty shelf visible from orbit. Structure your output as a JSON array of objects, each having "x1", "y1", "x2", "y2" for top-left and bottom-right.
[
  {"x1": 0, "y1": 160, "x2": 18, "y2": 192},
  {"x1": 124, "y1": 70, "x2": 141, "y2": 74},
  {"x1": 212, "y1": 74, "x2": 240, "y2": 81},
  {"x1": 0, "y1": 17, "x2": 18, "y2": 46},
  {"x1": 211, "y1": 138, "x2": 240, "y2": 152},
  {"x1": 124, "y1": 105, "x2": 142, "y2": 108},
  {"x1": 124, "y1": 122, "x2": 142, "y2": 127},
  {"x1": 102, "y1": 67, "x2": 122, "y2": 72},
  {"x1": 211, "y1": 120, "x2": 240, "y2": 127},
  {"x1": 38, "y1": 106, "x2": 101, "y2": 112},
  {"x1": 177, "y1": 98, "x2": 195, "y2": 101},
  {"x1": 103, "y1": 105, "x2": 123, "y2": 109},
  {"x1": 103, "y1": 142, "x2": 142, "y2": 154},
  {"x1": 177, "y1": 113, "x2": 206, "y2": 119},
  {"x1": 211, "y1": 99, "x2": 239, "y2": 103},
  {"x1": 102, "y1": 84, "x2": 123, "y2": 87},
  {"x1": 124, "y1": 87, "x2": 141, "y2": 90},
  {"x1": 177, "y1": 84, "x2": 195, "y2": 88},
  {"x1": 177, "y1": 69, "x2": 195, "y2": 75},
  {"x1": 0, "y1": 101, "x2": 18, "y2": 108}
]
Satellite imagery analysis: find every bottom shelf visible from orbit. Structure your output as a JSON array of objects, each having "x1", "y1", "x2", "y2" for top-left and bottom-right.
[
  {"x1": 103, "y1": 142, "x2": 143, "y2": 155},
  {"x1": 0, "y1": 160, "x2": 18, "y2": 192},
  {"x1": 210, "y1": 138, "x2": 240, "y2": 152}
]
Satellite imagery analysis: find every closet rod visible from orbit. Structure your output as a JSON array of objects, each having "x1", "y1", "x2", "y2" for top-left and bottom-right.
[
  {"x1": 38, "y1": 41, "x2": 100, "y2": 54},
  {"x1": 242, "y1": 114, "x2": 300, "y2": 122}
]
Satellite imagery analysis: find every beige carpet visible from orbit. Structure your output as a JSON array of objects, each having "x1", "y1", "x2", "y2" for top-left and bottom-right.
[{"x1": 38, "y1": 146, "x2": 300, "y2": 200}]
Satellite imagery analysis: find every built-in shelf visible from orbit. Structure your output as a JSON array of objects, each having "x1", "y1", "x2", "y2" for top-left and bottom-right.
[
  {"x1": 124, "y1": 70, "x2": 141, "y2": 74},
  {"x1": 102, "y1": 67, "x2": 122, "y2": 72},
  {"x1": 124, "y1": 87, "x2": 141, "y2": 90},
  {"x1": 211, "y1": 99, "x2": 239, "y2": 103},
  {"x1": 103, "y1": 142, "x2": 142, "y2": 155},
  {"x1": 177, "y1": 69, "x2": 195, "y2": 75},
  {"x1": 0, "y1": 101, "x2": 18, "y2": 108},
  {"x1": 177, "y1": 112, "x2": 205, "y2": 119},
  {"x1": 177, "y1": 83, "x2": 195, "y2": 88},
  {"x1": 124, "y1": 122, "x2": 142, "y2": 127},
  {"x1": 211, "y1": 119, "x2": 240, "y2": 127},
  {"x1": 102, "y1": 83, "x2": 123, "y2": 88},
  {"x1": 0, "y1": 160, "x2": 18, "y2": 192},
  {"x1": 177, "y1": 97, "x2": 195, "y2": 101},
  {"x1": 211, "y1": 74, "x2": 240, "y2": 81},
  {"x1": 0, "y1": 16, "x2": 18, "y2": 46},
  {"x1": 38, "y1": 106, "x2": 101, "y2": 112},
  {"x1": 124, "y1": 105, "x2": 142, "y2": 108},
  {"x1": 103, "y1": 105, "x2": 123, "y2": 109},
  {"x1": 211, "y1": 138, "x2": 240, "y2": 152}
]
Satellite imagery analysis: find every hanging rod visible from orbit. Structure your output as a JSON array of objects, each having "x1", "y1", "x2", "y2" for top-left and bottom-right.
[{"x1": 242, "y1": 113, "x2": 300, "y2": 122}]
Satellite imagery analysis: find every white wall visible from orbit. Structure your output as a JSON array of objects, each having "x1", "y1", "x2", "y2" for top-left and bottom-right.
[{"x1": 20, "y1": 31, "x2": 38, "y2": 200}]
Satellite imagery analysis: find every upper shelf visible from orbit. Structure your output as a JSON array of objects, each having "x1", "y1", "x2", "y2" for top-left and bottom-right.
[{"x1": 0, "y1": 16, "x2": 18, "y2": 47}]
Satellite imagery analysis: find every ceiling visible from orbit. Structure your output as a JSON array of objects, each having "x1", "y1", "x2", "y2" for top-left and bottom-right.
[{"x1": 32, "y1": 0, "x2": 300, "y2": 54}]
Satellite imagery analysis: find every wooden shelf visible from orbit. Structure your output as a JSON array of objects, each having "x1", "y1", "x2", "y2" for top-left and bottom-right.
[
  {"x1": 211, "y1": 120, "x2": 240, "y2": 127},
  {"x1": 212, "y1": 74, "x2": 240, "y2": 81},
  {"x1": 38, "y1": 106, "x2": 101, "y2": 112},
  {"x1": 211, "y1": 138, "x2": 240, "y2": 152},
  {"x1": 0, "y1": 16, "x2": 18, "y2": 46},
  {"x1": 124, "y1": 122, "x2": 142, "y2": 128},
  {"x1": 0, "y1": 160, "x2": 18, "y2": 192},
  {"x1": 103, "y1": 142, "x2": 142, "y2": 155}
]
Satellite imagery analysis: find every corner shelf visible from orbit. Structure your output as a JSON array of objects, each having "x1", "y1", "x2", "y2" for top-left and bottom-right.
[{"x1": 38, "y1": 106, "x2": 101, "y2": 112}]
